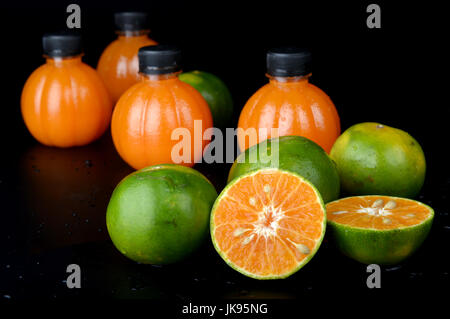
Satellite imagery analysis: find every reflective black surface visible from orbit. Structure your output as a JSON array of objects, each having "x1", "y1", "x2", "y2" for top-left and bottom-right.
[
  {"x1": 1, "y1": 132, "x2": 449, "y2": 301},
  {"x1": 0, "y1": 0, "x2": 448, "y2": 306}
]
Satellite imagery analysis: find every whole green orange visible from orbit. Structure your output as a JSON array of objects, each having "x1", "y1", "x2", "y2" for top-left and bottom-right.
[
  {"x1": 179, "y1": 70, "x2": 233, "y2": 128},
  {"x1": 106, "y1": 164, "x2": 218, "y2": 264},
  {"x1": 228, "y1": 136, "x2": 340, "y2": 203},
  {"x1": 330, "y1": 122, "x2": 426, "y2": 198}
]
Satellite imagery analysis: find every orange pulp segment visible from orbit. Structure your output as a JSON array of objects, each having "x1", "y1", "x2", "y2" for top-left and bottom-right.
[
  {"x1": 211, "y1": 168, "x2": 326, "y2": 279},
  {"x1": 326, "y1": 195, "x2": 433, "y2": 230}
]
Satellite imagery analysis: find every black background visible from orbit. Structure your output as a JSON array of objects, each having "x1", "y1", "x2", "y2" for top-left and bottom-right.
[{"x1": 0, "y1": 0, "x2": 449, "y2": 311}]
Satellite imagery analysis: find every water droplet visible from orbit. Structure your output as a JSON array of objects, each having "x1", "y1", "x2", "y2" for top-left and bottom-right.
[
  {"x1": 239, "y1": 290, "x2": 249, "y2": 296},
  {"x1": 385, "y1": 265, "x2": 402, "y2": 272},
  {"x1": 409, "y1": 272, "x2": 423, "y2": 279}
]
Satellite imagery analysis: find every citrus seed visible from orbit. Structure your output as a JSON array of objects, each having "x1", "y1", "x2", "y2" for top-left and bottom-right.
[
  {"x1": 296, "y1": 243, "x2": 311, "y2": 254},
  {"x1": 332, "y1": 211, "x2": 348, "y2": 215},
  {"x1": 384, "y1": 200, "x2": 397, "y2": 209},
  {"x1": 372, "y1": 199, "x2": 384, "y2": 208},
  {"x1": 233, "y1": 228, "x2": 248, "y2": 237},
  {"x1": 242, "y1": 234, "x2": 255, "y2": 245}
]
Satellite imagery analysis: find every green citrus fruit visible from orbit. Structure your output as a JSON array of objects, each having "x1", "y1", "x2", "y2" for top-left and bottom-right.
[
  {"x1": 326, "y1": 195, "x2": 434, "y2": 265},
  {"x1": 106, "y1": 164, "x2": 218, "y2": 264},
  {"x1": 179, "y1": 70, "x2": 233, "y2": 128},
  {"x1": 228, "y1": 136, "x2": 340, "y2": 203},
  {"x1": 330, "y1": 122, "x2": 426, "y2": 198},
  {"x1": 211, "y1": 168, "x2": 327, "y2": 279}
]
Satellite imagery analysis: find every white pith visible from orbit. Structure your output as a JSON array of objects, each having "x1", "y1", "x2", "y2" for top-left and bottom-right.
[
  {"x1": 253, "y1": 204, "x2": 284, "y2": 238},
  {"x1": 332, "y1": 199, "x2": 403, "y2": 218}
]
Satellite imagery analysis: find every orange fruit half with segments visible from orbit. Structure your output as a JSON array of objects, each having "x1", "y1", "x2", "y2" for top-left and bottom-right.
[
  {"x1": 326, "y1": 195, "x2": 434, "y2": 265},
  {"x1": 211, "y1": 168, "x2": 326, "y2": 279}
]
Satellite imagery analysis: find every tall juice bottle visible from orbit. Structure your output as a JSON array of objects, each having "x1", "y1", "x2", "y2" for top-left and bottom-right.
[
  {"x1": 97, "y1": 12, "x2": 157, "y2": 103},
  {"x1": 111, "y1": 45, "x2": 213, "y2": 169},
  {"x1": 237, "y1": 47, "x2": 340, "y2": 153},
  {"x1": 21, "y1": 33, "x2": 113, "y2": 147}
]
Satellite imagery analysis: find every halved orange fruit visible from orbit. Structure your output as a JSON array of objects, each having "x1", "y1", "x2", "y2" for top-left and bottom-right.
[
  {"x1": 210, "y1": 168, "x2": 326, "y2": 279},
  {"x1": 326, "y1": 195, "x2": 434, "y2": 265}
]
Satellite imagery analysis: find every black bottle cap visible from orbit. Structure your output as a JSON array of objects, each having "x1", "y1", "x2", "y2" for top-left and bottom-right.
[
  {"x1": 114, "y1": 12, "x2": 148, "y2": 31},
  {"x1": 42, "y1": 32, "x2": 82, "y2": 57},
  {"x1": 267, "y1": 47, "x2": 312, "y2": 77},
  {"x1": 138, "y1": 45, "x2": 182, "y2": 75}
]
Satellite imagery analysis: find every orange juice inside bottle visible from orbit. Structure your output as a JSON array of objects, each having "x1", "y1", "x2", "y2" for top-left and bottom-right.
[
  {"x1": 21, "y1": 32, "x2": 113, "y2": 147},
  {"x1": 97, "y1": 12, "x2": 157, "y2": 103},
  {"x1": 111, "y1": 45, "x2": 213, "y2": 170},
  {"x1": 237, "y1": 47, "x2": 341, "y2": 153}
]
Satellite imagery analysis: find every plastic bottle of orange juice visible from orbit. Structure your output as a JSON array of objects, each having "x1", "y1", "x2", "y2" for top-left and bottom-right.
[
  {"x1": 97, "y1": 12, "x2": 157, "y2": 103},
  {"x1": 111, "y1": 45, "x2": 213, "y2": 170},
  {"x1": 237, "y1": 47, "x2": 340, "y2": 153},
  {"x1": 21, "y1": 33, "x2": 112, "y2": 147}
]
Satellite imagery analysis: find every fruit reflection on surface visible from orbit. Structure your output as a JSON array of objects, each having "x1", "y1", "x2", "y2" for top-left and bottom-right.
[
  {"x1": 111, "y1": 45, "x2": 212, "y2": 169},
  {"x1": 20, "y1": 134, "x2": 133, "y2": 254},
  {"x1": 238, "y1": 48, "x2": 340, "y2": 153},
  {"x1": 21, "y1": 33, "x2": 112, "y2": 147},
  {"x1": 97, "y1": 12, "x2": 157, "y2": 103}
]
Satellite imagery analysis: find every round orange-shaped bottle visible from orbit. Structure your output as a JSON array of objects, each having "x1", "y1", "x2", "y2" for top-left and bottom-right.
[
  {"x1": 237, "y1": 48, "x2": 340, "y2": 153},
  {"x1": 97, "y1": 12, "x2": 157, "y2": 103},
  {"x1": 111, "y1": 45, "x2": 213, "y2": 169},
  {"x1": 21, "y1": 33, "x2": 113, "y2": 147}
]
